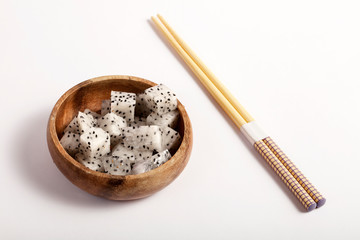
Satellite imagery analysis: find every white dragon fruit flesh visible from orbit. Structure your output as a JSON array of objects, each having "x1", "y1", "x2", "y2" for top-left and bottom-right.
[
  {"x1": 112, "y1": 143, "x2": 153, "y2": 164},
  {"x1": 60, "y1": 131, "x2": 80, "y2": 156},
  {"x1": 78, "y1": 111, "x2": 97, "y2": 133},
  {"x1": 146, "y1": 109, "x2": 179, "y2": 129},
  {"x1": 131, "y1": 160, "x2": 151, "y2": 175},
  {"x1": 111, "y1": 91, "x2": 136, "y2": 122},
  {"x1": 135, "y1": 93, "x2": 152, "y2": 117},
  {"x1": 144, "y1": 84, "x2": 177, "y2": 114},
  {"x1": 84, "y1": 109, "x2": 101, "y2": 120},
  {"x1": 151, "y1": 149, "x2": 171, "y2": 168},
  {"x1": 127, "y1": 116, "x2": 147, "y2": 127},
  {"x1": 160, "y1": 127, "x2": 182, "y2": 152},
  {"x1": 101, "y1": 100, "x2": 111, "y2": 116},
  {"x1": 121, "y1": 125, "x2": 162, "y2": 151},
  {"x1": 135, "y1": 149, "x2": 153, "y2": 162},
  {"x1": 132, "y1": 149, "x2": 171, "y2": 174},
  {"x1": 111, "y1": 143, "x2": 136, "y2": 164},
  {"x1": 63, "y1": 116, "x2": 80, "y2": 134},
  {"x1": 76, "y1": 153, "x2": 104, "y2": 172},
  {"x1": 102, "y1": 155, "x2": 132, "y2": 176},
  {"x1": 79, "y1": 127, "x2": 110, "y2": 159},
  {"x1": 97, "y1": 113, "x2": 127, "y2": 145}
]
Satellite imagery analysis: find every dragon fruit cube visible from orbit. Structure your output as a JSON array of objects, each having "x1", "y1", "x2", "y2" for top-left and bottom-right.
[
  {"x1": 146, "y1": 110, "x2": 179, "y2": 129},
  {"x1": 121, "y1": 125, "x2": 162, "y2": 151},
  {"x1": 111, "y1": 91, "x2": 136, "y2": 122},
  {"x1": 102, "y1": 155, "x2": 132, "y2": 176},
  {"x1": 132, "y1": 149, "x2": 171, "y2": 174},
  {"x1": 76, "y1": 153, "x2": 104, "y2": 172},
  {"x1": 97, "y1": 113, "x2": 127, "y2": 145},
  {"x1": 160, "y1": 127, "x2": 181, "y2": 152},
  {"x1": 79, "y1": 127, "x2": 110, "y2": 159},
  {"x1": 144, "y1": 84, "x2": 177, "y2": 114},
  {"x1": 60, "y1": 131, "x2": 80, "y2": 156}
]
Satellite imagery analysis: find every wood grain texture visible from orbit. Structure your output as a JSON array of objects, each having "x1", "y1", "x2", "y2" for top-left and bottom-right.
[{"x1": 47, "y1": 75, "x2": 193, "y2": 200}]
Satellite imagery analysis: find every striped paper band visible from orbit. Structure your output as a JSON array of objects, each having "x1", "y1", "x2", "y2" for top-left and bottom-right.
[
  {"x1": 254, "y1": 140, "x2": 317, "y2": 211},
  {"x1": 262, "y1": 137, "x2": 326, "y2": 208}
]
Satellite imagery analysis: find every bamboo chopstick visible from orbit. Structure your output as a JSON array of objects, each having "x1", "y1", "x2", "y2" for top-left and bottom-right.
[
  {"x1": 151, "y1": 16, "x2": 246, "y2": 128},
  {"x1": 157, "y1": 14, "x2": 254, "y2": 123},
  {"x1": 151, "y1": 14, "x2": 326, "y2": 211}
]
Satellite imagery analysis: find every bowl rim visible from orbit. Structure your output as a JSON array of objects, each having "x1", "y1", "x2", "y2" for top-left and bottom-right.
[{"x1": 48, "y1": 75, "x2": 192, "y2": 181}]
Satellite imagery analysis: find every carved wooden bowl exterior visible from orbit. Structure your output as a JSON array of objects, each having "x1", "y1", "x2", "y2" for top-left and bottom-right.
[{"x1": 47, "y1": 75, "x2": 193, "y2": 200}]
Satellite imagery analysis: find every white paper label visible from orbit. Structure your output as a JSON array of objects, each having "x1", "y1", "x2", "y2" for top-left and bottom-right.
[{"x1": 240, "y1": 121, "x2": 268, "y2": 145}]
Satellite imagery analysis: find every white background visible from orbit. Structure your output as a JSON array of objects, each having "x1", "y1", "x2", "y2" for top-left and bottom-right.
[{"x1": 1, "y1": 0, "x2": 359, "y2": 239}]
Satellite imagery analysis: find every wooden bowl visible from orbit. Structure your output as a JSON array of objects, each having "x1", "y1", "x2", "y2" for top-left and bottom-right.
[{"x1": 47, "y1": 75, "x2": 193, "y2": 200}]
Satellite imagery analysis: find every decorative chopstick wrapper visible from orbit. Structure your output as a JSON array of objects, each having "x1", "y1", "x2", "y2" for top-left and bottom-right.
[
  {"x1": 151, "y1": 14, "x2": 326, "y2": 211},
  {"x1": 240, "y1": 122, "x2": 320, "y2": 211},
  {"x1": 262, "y1": 137, "x2": 326, "y2": 207},
  {"x1": 255, "y1": 140, "x2": 316, "y2": 210}
]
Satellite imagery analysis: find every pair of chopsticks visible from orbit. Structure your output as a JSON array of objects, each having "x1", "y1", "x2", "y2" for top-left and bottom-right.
[{"x1": 151, "y1": 14, "x2": 325, "y2": 211}]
